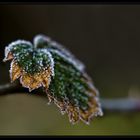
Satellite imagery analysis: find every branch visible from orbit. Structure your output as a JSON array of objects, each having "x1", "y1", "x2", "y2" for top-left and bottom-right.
[
  {"x1": 101, "y1": 98, "x2": 140, "y2": 112},
  {"x1": 0, "y1": 82, "x2": 140, "y2": 112},
  {"x1": 0, "y1": 82, "x2": 19, "y2": 94},
  {"x1": 0, "y1": 82, "x2": 46, "y2": 97}
]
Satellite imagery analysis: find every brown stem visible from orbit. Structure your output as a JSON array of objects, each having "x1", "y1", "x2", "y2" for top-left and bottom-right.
[
  {"x1": 0, "y1": 82, "x2": 140, "y2": 112},
  {"x1": 0, "y1": 82, "x2": 21, "y2": 94},
  {"x1": 0, "y1": 82, "x2": 46, "y2": 97}
]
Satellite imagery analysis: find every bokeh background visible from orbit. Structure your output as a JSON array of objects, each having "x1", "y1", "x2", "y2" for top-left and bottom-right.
[{"x1": 0, "y1": 5, "x2": 140, "y2": 135}]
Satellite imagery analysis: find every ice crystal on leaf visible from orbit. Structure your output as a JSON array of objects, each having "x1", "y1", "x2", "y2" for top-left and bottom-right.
[{"x1": 3, "y1": 34, "x2": 103, "y2": 124}]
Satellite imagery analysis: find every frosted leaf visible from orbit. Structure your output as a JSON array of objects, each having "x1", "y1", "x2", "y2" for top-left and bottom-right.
[
  {"x1": 49, "y1": 49, "x2": 84, "y2": 72},
  {"x1": 48, "y1": 46, "x2": 103, "y2": 124},
  {"x1": 34, "y1": 34, "x2": 85, "y2": 72},
  {"x1": 3, "y1": 34, "x2": 103, "y2": 124},
  {"x1": 3, "y1": 39, "x2": 54, "y2": 91},
  {"x1": 10, "y1": 59, "x2": 22, "y2": 82},
  {"x1": 3, "y1": 40, "x2": 33, "y2": 62},
  {"x1": 19, "y1": 68, "x2": 52, "y2": 92}
]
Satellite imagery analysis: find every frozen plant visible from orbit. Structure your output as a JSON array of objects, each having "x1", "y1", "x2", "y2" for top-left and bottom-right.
[{"x1": 3, "y1": 34, "x2": 103, "y2": 124}]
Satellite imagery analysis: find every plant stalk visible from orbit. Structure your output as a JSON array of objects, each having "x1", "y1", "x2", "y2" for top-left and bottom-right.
[{"x1": 0, "y1": 82, "x2": 140, "y2": 112}]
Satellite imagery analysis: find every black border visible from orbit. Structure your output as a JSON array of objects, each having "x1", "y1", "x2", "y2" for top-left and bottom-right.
[{"x1": 0, "y1": 1, "x2": 140, "y2": 5}]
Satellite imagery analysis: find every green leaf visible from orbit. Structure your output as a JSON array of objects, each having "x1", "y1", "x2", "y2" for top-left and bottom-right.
[{"x1": 3, "y1": 34, "x2": 103, "y2": 124}]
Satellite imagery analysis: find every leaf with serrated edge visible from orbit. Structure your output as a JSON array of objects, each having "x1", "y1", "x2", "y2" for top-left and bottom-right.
[{"x1": 3, "y1": 34, "x2": 103, "y2": 124}]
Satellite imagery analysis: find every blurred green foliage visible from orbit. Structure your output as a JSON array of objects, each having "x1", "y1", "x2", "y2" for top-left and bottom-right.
[{"x1": 0, "y1": 94, "x2": 139, "y2": 135}]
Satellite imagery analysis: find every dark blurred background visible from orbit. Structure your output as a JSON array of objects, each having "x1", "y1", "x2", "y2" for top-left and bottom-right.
[{"x1": 0, "y1": 5, "x2": 140, "y2": 135}]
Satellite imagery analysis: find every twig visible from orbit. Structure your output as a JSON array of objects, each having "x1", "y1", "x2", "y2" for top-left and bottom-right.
[
  {"x1": 0, "y1": 82, "x2": 46, "y2": 97},
  {"x1": 101, "y1": 98, "x2": 140, "y2": 112},
  {"x1": 0, "y1": 82, "x2": 140, "y2": 112},
  {"x1": 0, "y1": 82, "x2": 21, "y2": 94}
]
